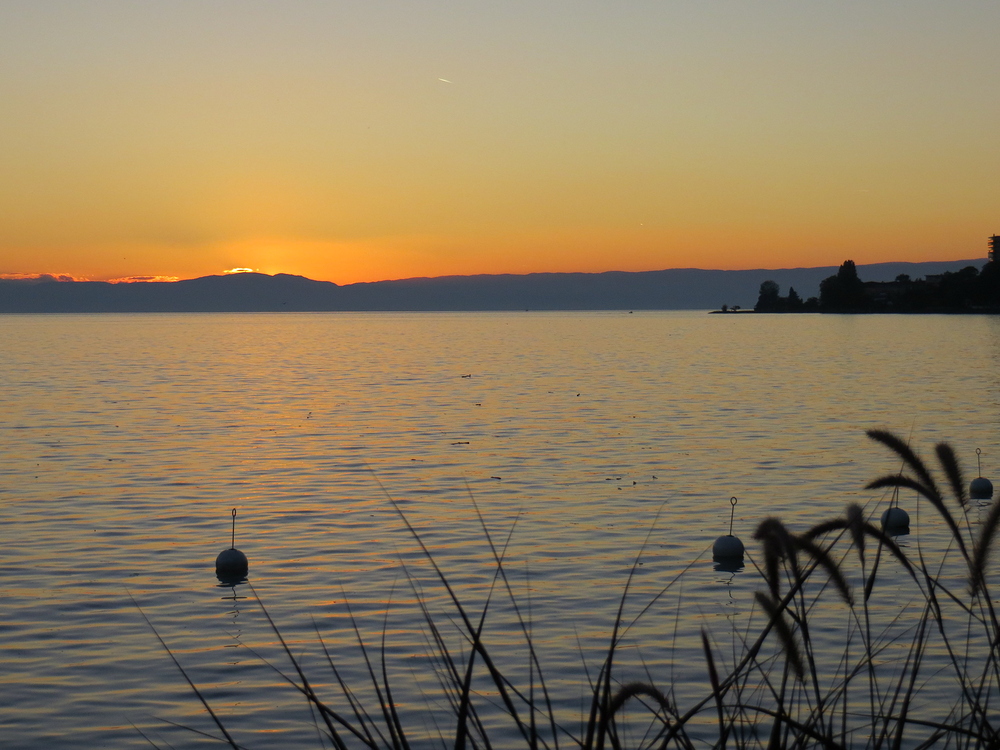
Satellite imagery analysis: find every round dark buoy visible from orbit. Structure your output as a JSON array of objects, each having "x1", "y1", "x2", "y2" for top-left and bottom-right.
[
  {"x1": 970, "y1": 449, "x2": 993, "y2": 500},
  {"x1": 713, "y1": 497, "x2": 745, "y2": 565},
  {"x1": 880, "y1": 506, "x2": 910, "y2": 534},
  {"x1": 970, "y1": 477, "x2": 993, "y2": 500},
  {"x1": 713, "y1": 534, "x2": 745, "y2": 559},
  {"x1": 216, "y1": 547, "x2": 248, "y2": 576},
  {"x1": 216, "y1": 508, "x2": 249, "y2": 583}
]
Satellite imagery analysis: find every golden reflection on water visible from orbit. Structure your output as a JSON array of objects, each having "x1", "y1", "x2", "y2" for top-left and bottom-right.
[{"x1": 1, "y1": 311, "x2": 999, "y2": 747}]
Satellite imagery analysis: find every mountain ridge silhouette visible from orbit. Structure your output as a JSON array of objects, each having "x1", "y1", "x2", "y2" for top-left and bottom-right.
[{"x1": 0, "y1": 260, "x2": 984, "y2": 312}]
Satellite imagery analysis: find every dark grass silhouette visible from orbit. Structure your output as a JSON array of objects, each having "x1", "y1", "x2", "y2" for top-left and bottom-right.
[{"x1": 141, "y1": 430, "x2": 1000, "y2": 749}]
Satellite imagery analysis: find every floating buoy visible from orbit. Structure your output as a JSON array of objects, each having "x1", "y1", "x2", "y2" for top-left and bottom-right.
[
  {"x1": 216, "y1": 547, "x2": 248, "y2": 576},
  {"x1": 216, "y1": 508, "x2": 249, "y2": 583},
  {"x1": 971, "y1": 477, "x2": 993, "y2": 500},
  {"x1": 970, "y1": 449, "x2": 994, "y2": 500},
  {"x1": 713, "y1": 534, "x2": 745, "y2": 559},
  {"x1": 713, "y1": 496, "x2": 745, "y2": 564},
  {"x1": 880, "y1": 506, "x2": 910, "y2": 534}
]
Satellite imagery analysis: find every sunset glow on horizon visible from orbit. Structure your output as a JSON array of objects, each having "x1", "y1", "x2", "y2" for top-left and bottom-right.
[{"x1": 2, "y1": 1, "x2": 998, "y2": 285}]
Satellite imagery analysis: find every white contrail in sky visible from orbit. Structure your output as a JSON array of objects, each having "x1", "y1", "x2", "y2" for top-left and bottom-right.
[{"x1": 438, "y1": 78, "x2": 453, "y2": 83}]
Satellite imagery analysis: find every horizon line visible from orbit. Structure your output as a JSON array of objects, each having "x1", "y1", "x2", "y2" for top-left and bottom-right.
[{"x1": 0, "y1": 257, "x2": 988, "y2": 286}]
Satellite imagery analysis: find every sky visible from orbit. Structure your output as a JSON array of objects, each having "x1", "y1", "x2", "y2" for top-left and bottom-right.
[{"x1": 1, "y1": 1, "x2": 998, "y2": 284}]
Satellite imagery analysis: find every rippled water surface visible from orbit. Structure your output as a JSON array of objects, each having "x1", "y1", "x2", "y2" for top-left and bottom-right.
[{"x1": 2, "y1": 311, "x2": 1000, "y2": 748}]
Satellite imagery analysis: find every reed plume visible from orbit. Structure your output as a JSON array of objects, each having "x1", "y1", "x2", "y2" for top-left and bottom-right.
[{"x1": 141, "y1": 430, "x2": 1000, "y2": 750}]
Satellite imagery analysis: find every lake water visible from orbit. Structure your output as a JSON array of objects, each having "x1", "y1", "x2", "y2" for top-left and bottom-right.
[{"x1": 2, "y1": 311, "x2": 999, "y2": 749}]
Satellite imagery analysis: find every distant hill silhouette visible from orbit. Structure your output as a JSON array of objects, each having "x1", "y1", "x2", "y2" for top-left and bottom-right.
[{"x1": 0, "y1": 260, "x2": 985, "y2": 313}]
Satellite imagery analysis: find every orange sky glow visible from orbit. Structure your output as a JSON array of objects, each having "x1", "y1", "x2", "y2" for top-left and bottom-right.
[{"x1": 1, "y1": 2, "x2": 997, "y2": 284}]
